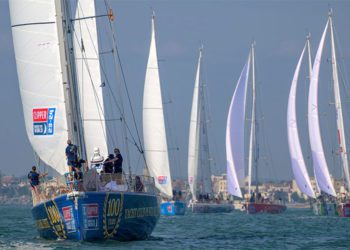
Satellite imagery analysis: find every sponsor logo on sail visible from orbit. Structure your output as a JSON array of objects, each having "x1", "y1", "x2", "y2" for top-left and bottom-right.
[
  {"x1": 33, "y1": 108, "x2": 56, "y2": 136},
  {"x1": 158, "y1": 176, "x2": 167, "y2": 184}
]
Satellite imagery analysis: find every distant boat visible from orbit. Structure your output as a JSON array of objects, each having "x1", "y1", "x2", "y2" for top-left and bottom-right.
[
  {"x1": 303, "y1": 10, "x2": 350, "y2": 217},
  {"x1": 142, "y1": 13, "x2": 186, "y2": 216},
  {"x1": 188, "y1": 47, "x2": 233, "y2": 213},
  {"x1": 226, "y1": 43, "x2": 286, "y2": 214},
  {"x1": 9, "y1": 0, "x2": 160, "y2": 241}
]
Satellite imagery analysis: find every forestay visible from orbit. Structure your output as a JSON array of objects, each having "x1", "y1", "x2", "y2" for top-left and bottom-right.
[
  {"x1": 143, "y1": 15, "x2": 172, "y2": 198},
  {"x1": 9, "y1": 0, "x2": 69, "y2": 175}
]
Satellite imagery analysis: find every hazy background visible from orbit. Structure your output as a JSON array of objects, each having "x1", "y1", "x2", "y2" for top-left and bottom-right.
[{"x1": 1, "y1": 0, "x2": 350, "y2": 181}]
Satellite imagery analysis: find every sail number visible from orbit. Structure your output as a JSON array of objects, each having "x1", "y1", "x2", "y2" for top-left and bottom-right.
[{"x1": 107, "y1": 198, "x2": 122, "y2": 217}]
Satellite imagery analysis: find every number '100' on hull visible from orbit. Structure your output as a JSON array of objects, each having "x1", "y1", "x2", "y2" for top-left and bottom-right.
[{"x1": 32, "y1": 191, "x2": 160, "y2": 241}]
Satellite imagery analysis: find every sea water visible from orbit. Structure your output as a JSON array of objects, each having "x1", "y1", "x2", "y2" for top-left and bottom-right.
[{"x1": 0, "y1": 205, "x2": 349, "y2": 249}]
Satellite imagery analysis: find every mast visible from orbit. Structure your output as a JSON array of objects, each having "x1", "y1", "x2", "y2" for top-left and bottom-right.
[
  {"x1": 198, "y1": 67, "x2": 213, "y2": 195},
  {"x1": 328, "y1": 10, "x2": 350, "y2": 191},
  {"x1": 306, "y1": 33, "x2": 321, "y2": 194},
  {"x1": 248, "y1": 42, "x2": 257, "y2": 196},
  {"x1": 55, "y1": 0, "x2": 87, "y2": 161}
]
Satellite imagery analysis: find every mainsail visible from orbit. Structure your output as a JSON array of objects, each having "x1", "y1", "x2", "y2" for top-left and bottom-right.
[
  {"x1": 9, "y1": 0, "x2": 69, "y2": 174},
  {"x1": 142, "y1": 15, "x2": 172, "y2": 198},
  {"x1": 287, "y1": 43, "x2": 315, "y2": 198},
  {"x1": 308, "y1": 20, "x2": 336, "y2": 196},
  {"x1": 73, "y1": 0, "x2": 108, "y2": 162},
  {"x1": 226, "y1": 55, "x2": 251, "y2": 198}
]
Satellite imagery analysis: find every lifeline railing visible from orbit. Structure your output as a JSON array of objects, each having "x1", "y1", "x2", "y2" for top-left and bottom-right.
[{"x1": 31, "y1": 171, "x2": 158, "y2": 206}]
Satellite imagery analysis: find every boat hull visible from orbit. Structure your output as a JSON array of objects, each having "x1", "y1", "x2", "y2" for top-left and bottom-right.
[
  {"x1": 337, "y1": 203, "x2": 350, "y2": 217},
  {"x1": 312, "y1": 201, "x2": 337, "y2": 216},
  {"x1": 160, "y1": 201, "x2": 186, "y2": 216},
  {"x1": 190, "y1": 203, "x2": 233, "y2": 213},
  {"x1": 32, "y1": 191, "x2": 160, "y2": 241},
  {"x1": 246, "y1": 202, "x2": 286, "y2": 214}
]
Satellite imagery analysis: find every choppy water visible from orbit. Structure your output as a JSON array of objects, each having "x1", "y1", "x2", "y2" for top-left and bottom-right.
[{"x1": 0, "y1": 205, "x2": 349, "y2": 249}]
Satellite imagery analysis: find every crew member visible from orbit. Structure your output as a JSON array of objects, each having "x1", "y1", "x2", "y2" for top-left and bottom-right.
[
  {"x1": 65, "y1": 139, "x2": 78, "y2": 172},
  {"x1": 113, "y1": 148, "x2": 123, "y2": 174},
  {"x1": 27, "y1": 166, "x2": 47, "y2": 189},
  {"x1": 103, "y1": 154, "x2": 115, "y2": 174}
]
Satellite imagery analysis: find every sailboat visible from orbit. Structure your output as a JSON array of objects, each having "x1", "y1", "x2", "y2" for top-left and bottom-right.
[
  {"x1": 142, "y1": 13, "x2": 186, "y2": 216},
  {"x1": 226, "y1": 43, "x2": 286, "y2": 214},
  {"x1": 188, "y1": 47, "x2": 233, "y2": 213},
  {"x1": 9, "y1": 0, "x2": 160, "y2": 241},
  {"x1": 304, "y1": 10, "x2": 350, "y2": 217}
]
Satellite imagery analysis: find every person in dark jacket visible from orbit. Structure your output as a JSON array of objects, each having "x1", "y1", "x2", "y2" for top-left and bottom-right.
[
  {"x1": 65, "y1": 139, "x2": 78, "y2": 172},
  {"x1": 27, "y1": 166, "x2": 47, "y2": 189},
  {"x1": 113, "y1": 148, "x2": 123, "y2": 174},
  {"x1": 73, "y1": 159, "x2": 86, "y2": 180},
  {"x1": 103, "y1": 154, "x2": 115, "y2": 174}
]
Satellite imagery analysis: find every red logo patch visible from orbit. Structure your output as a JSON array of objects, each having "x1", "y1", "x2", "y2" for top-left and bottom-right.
[
  {"x1": 62, "y1": 206, "x2": 72, "y2": 221},
  {"x1": 33, "y1": 108, "x2": 48, "y2": 122}
]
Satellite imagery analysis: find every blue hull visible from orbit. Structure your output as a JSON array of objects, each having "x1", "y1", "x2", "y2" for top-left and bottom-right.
[
  {"x1": 32, "y1": 191, "x2": 160, "y2": 241},
  {"x1": 160, "y1": 201, "x2": 186, "y2": 216}
]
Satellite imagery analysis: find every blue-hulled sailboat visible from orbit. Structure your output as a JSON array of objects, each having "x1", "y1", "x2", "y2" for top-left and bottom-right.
[
  {"x1": 142, "y1": 13, "x2": 186, "y2": 216},
  {"x1": 10, "y1": 0, "x2": 160, "y2": 241}
]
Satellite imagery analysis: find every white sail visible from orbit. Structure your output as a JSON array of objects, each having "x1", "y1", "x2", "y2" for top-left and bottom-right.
[
  {"x1": 308, "y1": 20, "x2": 336, "y2": 196},
  {"x1": 73, "y1": 0, "x2": 108, "y2": 162},
  {"x1": 226, "y1": 55, "x2": 251, "y2": 198},
  {"x1": 329, "y1": 15, "x2": 350, "y2": 191},
  {"x1": 188, "y1": 49, "x2": 202, "y2": 201},
  {"x1": 143, "y1": 15, "x2": 172, "y2": 198},
  {"x1": 287, "y1": 44, "x2": 316, "y2": 198},
  {"x1": 9, "y1": 0, "x2": 69, "y2": 175}
]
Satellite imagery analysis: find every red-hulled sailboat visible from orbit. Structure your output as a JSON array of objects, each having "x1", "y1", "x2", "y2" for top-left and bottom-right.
[{"x1": 226, "y1": 42, "x2": 286, "y2": 215}]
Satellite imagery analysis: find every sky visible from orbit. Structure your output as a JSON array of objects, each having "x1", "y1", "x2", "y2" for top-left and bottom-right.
[{"x1": 1, "y1": 0, "x2": 350, "y2": 181}]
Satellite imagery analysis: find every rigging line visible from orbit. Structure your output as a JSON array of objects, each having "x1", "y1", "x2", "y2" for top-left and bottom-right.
[
  {"x1": 164, "y1": 101, "x2": 181, "y2": 178},
  {"x1": 97, "y1": 19, "x2": 120, "y2": 147},
  {"x1": 72, "y1": 16, "x2": 109, "y2": 148},
  {"x1": 74, "y1": 2, "x2": 108, "y2": 147},
  {"x1": 103, "y1": 1, "x2": 146, "y2": 158},
  {"x1": 74, "y1": 3, "x2": 137, "y2": 153}
]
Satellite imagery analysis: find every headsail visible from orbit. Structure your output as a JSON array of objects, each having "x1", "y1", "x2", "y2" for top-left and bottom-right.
[
  {"x1": 287, "y1": 43, "x2": 315, "y2": 198},
  {"x1": 226, "y1": 54, "x2": 251, "y2": 198},
  {"x1": 9, "y1": 0, "x2": 69, "y2": 175},
  {"x1": 142, "y1": 14, "x2": 172, "y2": 198},
  {"x1": 308, "y1": 20, "x2": 336, "y2": 196},
  {"x1": 188, "y1": 49, "x2": 202, "y2": 201},
  {"x1": 73, "y1": 0, "x2": 108, "y2": 162}
]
